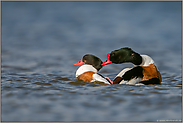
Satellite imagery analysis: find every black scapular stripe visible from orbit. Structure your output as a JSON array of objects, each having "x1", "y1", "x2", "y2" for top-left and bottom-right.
[
  {"x1": 97, "y1": 73, "x2": 112, "y2": 84},
  {"x1": 139, "y1": 78, "x2": 161, "y2": 85},
  {"x1": 122, "y1": 66, "x2": 143, "y2": 81}
]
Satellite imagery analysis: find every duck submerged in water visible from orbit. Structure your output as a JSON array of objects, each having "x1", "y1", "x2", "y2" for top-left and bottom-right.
[
  {"x1": 102, "y1": 47, "x2": 162, "y2": 85},
  {"x1": 74, "y1": 54, "x2": 113, "y2": 85}
]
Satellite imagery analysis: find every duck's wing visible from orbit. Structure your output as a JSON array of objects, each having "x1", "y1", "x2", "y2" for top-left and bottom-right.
[
  {"x1": 113, "y1": 68, "x2": 132, "y2": 84},
  {"x1": 113, "y1": 66, "x2": 144, "y2": 85},
  {"x1": 93, "y1": 73, "x2": 113, "y2": 85}
]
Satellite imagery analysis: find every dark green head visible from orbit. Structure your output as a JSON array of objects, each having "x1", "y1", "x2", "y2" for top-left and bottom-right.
[
  {"x1": 102, "y1": 47, "x2": 142, "y2": 65},
  {"x1": 74, "y1": 54, "x2": 103, "y2": 71}
]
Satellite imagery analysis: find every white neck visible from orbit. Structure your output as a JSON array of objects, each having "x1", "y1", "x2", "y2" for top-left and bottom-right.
[
  {"x1": 75, "y1": 64, "x2": 97, "y2": 77},
  {"x1": 134, "y1": 55, "x2": 154, "y2": 67}
]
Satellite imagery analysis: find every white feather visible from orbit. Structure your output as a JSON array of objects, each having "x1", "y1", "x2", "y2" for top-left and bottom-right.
[
  {"x1": 75, "y1": 65, "x2": 97, "y2": 77},
  {"x1": 134, "y1": 55, "x2": 154, "y2": 67},
  {"x1": 115, "y1": 68, "x2": 143, "y2": 85},
  {"x1": 114, "y1": 68, "x2": 132, "y2": 78},
  {"x1": 92, "y1": 74, "x2": 111, "y2": 84},
  {"x1": 119, "y1": 77, "x2": 142, "y2": 85}
]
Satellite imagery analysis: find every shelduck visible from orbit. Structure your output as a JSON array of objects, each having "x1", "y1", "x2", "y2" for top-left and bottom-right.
[
  {"x1": 74, "y1": 54, "x2": 113, "y2": 85},
  {"x1": 102, "y1": 47, "x2": 162, "y2": 85}
]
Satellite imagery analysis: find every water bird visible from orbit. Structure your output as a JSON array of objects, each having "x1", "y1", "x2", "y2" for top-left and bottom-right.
[
  {"x1": 102, "y1": 47, "x2": 162, "y2": 85},
  {"x1": 74, "y1": 54, "x2": 113, "y2": 85}
]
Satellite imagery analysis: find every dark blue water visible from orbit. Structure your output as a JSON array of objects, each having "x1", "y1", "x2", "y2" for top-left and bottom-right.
[{"x1": 1, "y1": 1, "x2": 182, "y2": 122}]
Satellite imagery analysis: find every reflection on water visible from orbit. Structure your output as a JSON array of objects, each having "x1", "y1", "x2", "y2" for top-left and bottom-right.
[{"x1": 1, "y1": 1, "x2": 182, "y2": 122}]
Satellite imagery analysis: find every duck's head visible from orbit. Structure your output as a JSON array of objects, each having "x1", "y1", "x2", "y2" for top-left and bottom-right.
[
  {"x1": 74, "y1": 54, "x2": 103, "y2": 71},
  {"x1": 102, "y1": 47, "x2": 142, "y2": 65}
]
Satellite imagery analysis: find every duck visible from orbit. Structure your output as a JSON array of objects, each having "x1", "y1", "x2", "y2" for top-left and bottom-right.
[
  {"x1": 102, "y1": 47, "x2": 162, "y2": 85},
  {"x1": 74, "y1": 54, "x2": 113, "y2": 85}
]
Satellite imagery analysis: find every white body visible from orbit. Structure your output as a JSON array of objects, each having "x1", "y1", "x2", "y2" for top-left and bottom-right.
[
  {"x1": 76, "y1": 65, "x2": 97, "y2": 78},
  {"x1": 76, "y1": 64, "x2": 111, "y2": 84},
  {"x1": 115, "y1": 55, "x2": 154, "y2": 85}
]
